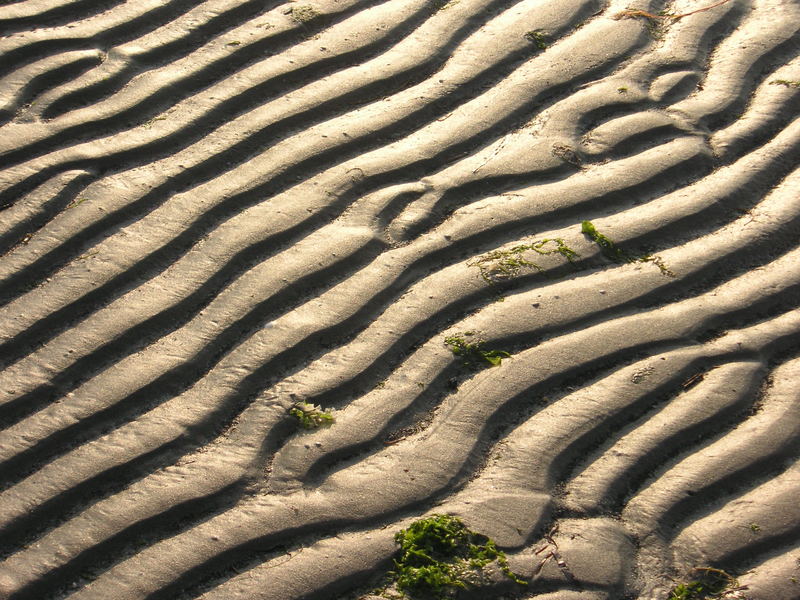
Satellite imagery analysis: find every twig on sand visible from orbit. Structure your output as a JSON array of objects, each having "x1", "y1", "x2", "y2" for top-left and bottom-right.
[
  {"x1": 681, "y1": 372, "x2": 705, "y2": 389},
  {"x1": 532, "y1": 525, "x2": 576, "y2": 582},
  {"x1": 614, "y1": 0, "x2": 733, "y2": 21}
]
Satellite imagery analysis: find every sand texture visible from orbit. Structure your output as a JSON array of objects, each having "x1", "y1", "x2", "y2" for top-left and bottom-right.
[{"x1": 0, "y1": 0, "x2": 798, "y2": 598}]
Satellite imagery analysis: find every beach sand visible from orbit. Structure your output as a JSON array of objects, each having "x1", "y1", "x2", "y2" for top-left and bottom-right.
[{"x1": 0, "y1": 0, "x2": 798, "y2": 598}]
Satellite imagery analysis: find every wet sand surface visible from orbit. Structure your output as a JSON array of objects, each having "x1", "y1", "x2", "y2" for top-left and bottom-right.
[{"x1": 0, "y1": 0, "x2": 798, "y2": 598}]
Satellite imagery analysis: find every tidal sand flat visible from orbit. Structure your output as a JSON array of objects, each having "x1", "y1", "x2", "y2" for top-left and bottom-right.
[{"x1": 0, "y1": 0, "x2": 798, "y2": 598}]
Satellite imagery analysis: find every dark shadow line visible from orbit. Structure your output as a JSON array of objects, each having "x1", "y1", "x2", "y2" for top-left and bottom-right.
[
  {"x1": 0, "y1": 2, "x2": 607, "y2": 331},
  {"x1": 0, "y1": 0, "x2": 409, "y2": 167},
  {"x1": 40, "y1": 0, "x2": 288, "y2": 118},
  {"x1": 0, "y1": 53, "x2": 101, "y2": 127},
  {"x1": 0, "y1": 0, "x2": 128, "y2": 36},
  {"x1": 0, "y1": 0, "x2": 208, "y2": 80},
  {"x1": 0, "y1": 239, "x2": 387, "y2": 486},
  {"x1": 0, "y1": 171, "x2": 95, "y2": 256}
]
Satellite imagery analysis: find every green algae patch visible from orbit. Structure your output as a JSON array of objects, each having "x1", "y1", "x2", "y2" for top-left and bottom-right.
[
  {"x1": 524, "y1": 30, "x2": 548, "y2": 49},
  {"x1": 581, "y1": 220, "x2": 674, "y2": 277},
  {"x1": 581, "y1": 220, "x2": 627, "y2": 262},
  {"x1": 289, "y1": 401, "x2": 334, "y2": 429},
  {"x1": 444, "y1": 332, "x2": 511, "y2": 368},
  {"x1": 668, "y1": 567, "x2": 741, "y2": 599},
  {"x1": 770, "y1": 79, "x2": 800, "y2": 88},
  {"x1": 468, "y1": 238, "x2": 579, "y2": 284},
  {"x1": 385, "y1": 514, "x2": 525, "y2": 599}
]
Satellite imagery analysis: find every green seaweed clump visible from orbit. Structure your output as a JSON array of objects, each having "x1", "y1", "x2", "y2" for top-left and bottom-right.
[
  {"x1": 668, "y1": 567, "x2": 739, "y2": 600},
  {"x1": 444, "y1": 332, "x2": 511, "y2": 368},
  {"x1": 525, "y1": 30, "x2": 548, "y2": 49},
  {"x1": 581, "y1": 220, "x2": 627, "y2": 262},
  {"x1": 581, "y1": 220, "x2": 674, "y2": 277},
  {"x1": 289, "y1": 401, "x2": 334, "y2": 428},
  {"x1": 390, "y1": 514, "x2": 525, "y2": 599}
]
